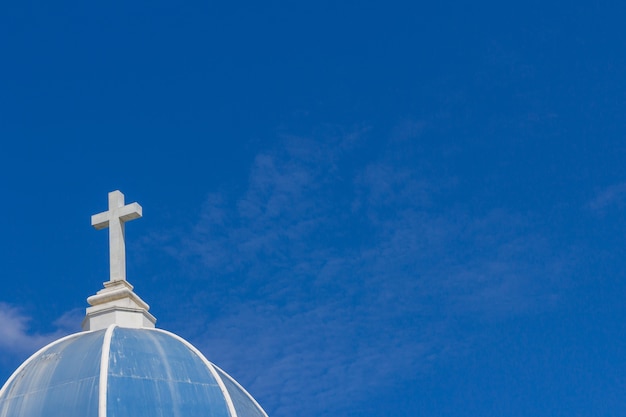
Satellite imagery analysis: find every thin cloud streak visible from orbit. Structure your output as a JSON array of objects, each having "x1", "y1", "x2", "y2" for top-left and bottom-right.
[{"x1": 587, "y1": 182, "x2": 626, "y2": 212}]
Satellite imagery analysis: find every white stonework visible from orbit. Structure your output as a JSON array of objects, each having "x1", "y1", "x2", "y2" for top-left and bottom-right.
[
  {"x1": 91, "y1": 190, "x2": 142, "y2": 283},
  {"x1": 83, "y1": 190, "x2": 156, "y2": 331},
  {"x1": 83, "y1": 280, "x2": 156, "y2": 331}
]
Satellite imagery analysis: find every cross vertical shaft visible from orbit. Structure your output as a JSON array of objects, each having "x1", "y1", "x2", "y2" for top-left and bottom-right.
[{"x1": 92, "y1": 190, "x2": 142, "y2": 282}]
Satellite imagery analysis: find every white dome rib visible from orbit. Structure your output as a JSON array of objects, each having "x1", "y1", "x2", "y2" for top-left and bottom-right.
[
  {"x1": 152, "y1": 328, "x2": 239, "y2": 417},
  {"x1": 98, "y1": 324, "x2": 116, "y2": 417},
  {"x1": 212, "y1": 364, "x2": 270, "y2": 417}
]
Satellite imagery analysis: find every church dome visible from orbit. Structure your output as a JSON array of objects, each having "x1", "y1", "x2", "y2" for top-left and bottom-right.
[
  {"x1": 0, "y1": 191, "x2": 270, "y2": 417},
  {"x1": 0, "y1": 325, "x2": 268, "y2": 417}
]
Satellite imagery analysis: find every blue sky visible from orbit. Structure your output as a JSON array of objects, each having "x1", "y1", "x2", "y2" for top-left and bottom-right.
[{"x1": 1, "y1": 1, "x2": 626, "y2": 416}]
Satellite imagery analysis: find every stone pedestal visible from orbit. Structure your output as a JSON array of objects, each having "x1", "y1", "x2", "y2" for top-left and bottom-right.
[{"x1": 82, "y1": 280, "x2": 156, "y2": 331}]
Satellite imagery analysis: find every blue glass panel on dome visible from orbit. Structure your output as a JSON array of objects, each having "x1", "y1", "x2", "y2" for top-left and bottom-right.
[
  {"x1": 215, "y1": 367, "x2": 267, "y2": 417},
  {"x1": 107, "y1": 328, "x2": 231, "y2": 417},
  {"x1": 0, "y1": 330, "x2": 104, "y2": 417}
]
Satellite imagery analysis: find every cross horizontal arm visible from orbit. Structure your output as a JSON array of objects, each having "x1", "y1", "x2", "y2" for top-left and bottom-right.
[
  {"x1": 119, "y1": 203, "x2": 142, "y2": 222},
  {"x1": 91, "y1": 212, "x2": 110, "y2": 230}
]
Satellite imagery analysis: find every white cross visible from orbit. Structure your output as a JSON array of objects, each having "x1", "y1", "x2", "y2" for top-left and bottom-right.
[{"x1": 91, "y1": 190, "x2": 142, "y2": 283}]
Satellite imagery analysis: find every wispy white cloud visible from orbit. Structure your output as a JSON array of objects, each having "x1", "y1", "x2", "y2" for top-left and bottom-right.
[
  {"x1": 158, "y1": 128, "x2": 571, "y2": 417},
  {"x1": 0, "y1": 303, "x2": 80, "y2": 371}
]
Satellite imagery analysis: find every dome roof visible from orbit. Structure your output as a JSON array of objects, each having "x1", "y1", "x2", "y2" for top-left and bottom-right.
[
  {"x1": 1, "y1": 191, "x2": 270, "y2": 417},
  {"x1": 0, "y1": 325, "x2": 268, "y2": 417}
]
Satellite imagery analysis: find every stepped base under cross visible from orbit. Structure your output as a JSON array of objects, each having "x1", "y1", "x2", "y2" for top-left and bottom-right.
[{"x1": 82, "y1": 280, "x2": 156, "y2": 331}]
